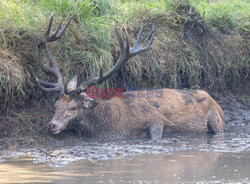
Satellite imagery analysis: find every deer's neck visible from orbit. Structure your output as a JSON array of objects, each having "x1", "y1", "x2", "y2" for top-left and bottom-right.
[{"x1": 80, "y1": 99, "x2": 120, "y2": 137}]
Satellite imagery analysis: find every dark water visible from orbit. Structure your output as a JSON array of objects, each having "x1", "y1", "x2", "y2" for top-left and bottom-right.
[{"x1": 0, "y1": 101, "x2": 249, "y2": 184}]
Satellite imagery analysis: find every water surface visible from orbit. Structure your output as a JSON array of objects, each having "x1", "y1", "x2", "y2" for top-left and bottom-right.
[{"x1": 1, "y1": 151, "x2": 250, "y2": 184}]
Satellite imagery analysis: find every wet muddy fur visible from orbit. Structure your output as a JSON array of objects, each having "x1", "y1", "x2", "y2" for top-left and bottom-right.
[{"x1": 48, "y1": 89, "x2": 225, "y2": 140}]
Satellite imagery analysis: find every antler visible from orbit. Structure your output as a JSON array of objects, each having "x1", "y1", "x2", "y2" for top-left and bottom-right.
[
  {"x1": 36, "y1": 14, "x2": 73, "y2": 94},
  {"x1": 37, "y1": 14, "x2": 155, "y2": 95},
  {"x1": 36, "y1": 44, "x2": 65, "y2": 94},
  {"x1": 45, "y1": 13, "x2": 73, "y2": 42},
  {"x1": 69, "y1": 23, "x2": 155, "y2": 94}
]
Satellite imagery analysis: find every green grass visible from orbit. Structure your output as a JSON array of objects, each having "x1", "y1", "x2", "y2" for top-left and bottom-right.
[
  {"x1": 0, "y1": 0, "x2": 249, "y2": 111},
  {"x1": 0, "y1": 0, "x2": 249, "y2": 30},
  {"x1": 191, "y1": 0, "x2": 249, "y2": 31}
]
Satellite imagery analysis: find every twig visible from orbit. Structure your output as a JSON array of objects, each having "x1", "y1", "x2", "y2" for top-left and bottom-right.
[{"x1": 37, "y1": 148, "x2": 56, "y2": 157}]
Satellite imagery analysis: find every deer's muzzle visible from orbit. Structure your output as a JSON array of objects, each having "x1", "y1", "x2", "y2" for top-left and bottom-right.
[{"x1": 47, "y1": 121, "x2": 62, "y2": 134}]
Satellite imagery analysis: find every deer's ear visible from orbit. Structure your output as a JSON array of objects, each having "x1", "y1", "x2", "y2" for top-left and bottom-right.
[
  {"x1": 67, "y1": 75, "x2": 77, "y2": 92},
  {"x1": 82, "y1": 97, "x2": 98, "y2": 109},
  {"x1": 79, "y1": 92, "x2": 98, "y2": 109}
]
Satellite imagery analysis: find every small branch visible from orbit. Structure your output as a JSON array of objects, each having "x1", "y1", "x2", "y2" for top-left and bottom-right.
[{"x1": 37, "y1": 148, "x2": 56, "y2": 157}]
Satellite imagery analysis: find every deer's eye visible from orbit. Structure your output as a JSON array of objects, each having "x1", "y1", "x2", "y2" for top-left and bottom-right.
[
  {"x1": 66, "y1": 107, "x2": 77, "y2": 115},
  {"x1": 69, "y1": 107, "x2": 77, "y2": 111}
]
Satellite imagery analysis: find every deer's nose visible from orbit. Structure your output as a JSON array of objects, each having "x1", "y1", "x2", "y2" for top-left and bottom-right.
[{"x1": 47, "y1": 122, "x2": 57, "y2": 130}]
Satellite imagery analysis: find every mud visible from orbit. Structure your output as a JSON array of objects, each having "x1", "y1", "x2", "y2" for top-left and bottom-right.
[{"x1": 0, "y1": 121, "x2": 249, "y2": 167}]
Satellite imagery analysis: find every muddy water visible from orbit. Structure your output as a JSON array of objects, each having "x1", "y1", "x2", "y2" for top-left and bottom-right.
[
  {"x1": 0, "y1": 100, "x2": 249, "y2": 184},
  {"x1": 0, "y1": 123, "x2": 250, "y2": 184},
  {"x1": 1, "y1": 152, "x2": 250, "y2": 184}
]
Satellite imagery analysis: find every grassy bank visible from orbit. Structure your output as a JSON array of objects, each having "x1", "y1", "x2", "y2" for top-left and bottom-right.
[{"x1": 0, "y1": 0, "x2": 249, "y2": 142}]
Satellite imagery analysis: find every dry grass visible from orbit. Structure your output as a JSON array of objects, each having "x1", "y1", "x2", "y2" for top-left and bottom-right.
[{"x1": 0, "y1": 49, "x2": 27, "y2": 110}]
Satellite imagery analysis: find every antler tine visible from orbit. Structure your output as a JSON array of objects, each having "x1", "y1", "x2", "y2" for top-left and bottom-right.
[
  {"x1": 115, "y1": 27, "x2": 125, "y2": 52},
  {"x1": 130, "y1": 24, "x2": 155, "y2": 57},
  {"x1": 49, "y1": 21, "x2": 62, "y2": 39},
  {"x1": 45, "y1": 14, "x2": 53, "y2": 37},
  {"x1": 37, "y1": 44, "x2": 65, "y2": 94},
  {"x1": 36, "y1": 79, "x2": 57, "y2": 87},
  {"x1": 135, "y1": 23, "x2": 145, "y2": 44},
  {"x1": 67, "y1": 23, "x2": 155, "y2": 94},
  {"x1": 36, "y1": 79, "x2": 62, "y2": 92},
  {"x1": 45, "y1": 14, "x2": 73, "y2": 43},
  {"x1": 57, "y1": 14, "x2": 74, "y2": 38}
]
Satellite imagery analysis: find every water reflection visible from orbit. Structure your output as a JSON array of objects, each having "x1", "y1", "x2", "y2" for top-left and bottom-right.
[{"x1": 1, "y1": 152, "x2": 250, "y2": 184}]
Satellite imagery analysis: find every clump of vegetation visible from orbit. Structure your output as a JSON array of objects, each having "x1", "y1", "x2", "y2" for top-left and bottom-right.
[
  {"x1": 191, "y1": 0, "x2": 249, "y2": 32},
  {"x1": 0, "y1": 49, "x2": 26, "y2": 109}
]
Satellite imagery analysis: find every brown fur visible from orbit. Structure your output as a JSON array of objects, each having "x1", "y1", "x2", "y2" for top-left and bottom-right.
[{"x1": 48, "y1": 89, "x2": 225, "y2": 139}]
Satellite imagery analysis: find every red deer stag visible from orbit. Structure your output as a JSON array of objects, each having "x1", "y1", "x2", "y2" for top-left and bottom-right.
[{"x1": 36, "y1": 15, "x2": 225, "y2": 140}]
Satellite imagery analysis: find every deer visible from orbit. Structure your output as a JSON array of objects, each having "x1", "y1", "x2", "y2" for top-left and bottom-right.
[{"x1": 36, "y1": 15, "x2": 225, "y2": 140}]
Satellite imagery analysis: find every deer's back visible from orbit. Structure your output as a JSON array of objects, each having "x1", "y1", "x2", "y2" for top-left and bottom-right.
[{"x1": 110, "y1": 89, "x2": 224, "y2": 133}]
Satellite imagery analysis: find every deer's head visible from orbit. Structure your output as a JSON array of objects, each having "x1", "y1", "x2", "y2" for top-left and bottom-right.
[{"x1": 36, "y1": 15, "x2": 155, "y2": 134}]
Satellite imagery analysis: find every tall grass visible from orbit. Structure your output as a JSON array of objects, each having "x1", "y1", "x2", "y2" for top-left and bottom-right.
[
  {"x1": 191, "y1": 0, "x2": 249, "y2": 31},
  {"x1": 0, "y1": 0, "x2": 248, "y2": 30},
  {"x1": 0, "y1": 0, "x2": 38, "y2": 27}
]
